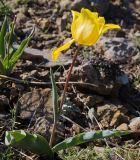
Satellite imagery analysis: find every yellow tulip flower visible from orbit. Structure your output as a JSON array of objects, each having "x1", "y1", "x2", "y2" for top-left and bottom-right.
[{"x1": 52, "y1": 8, "x2": 120, "y2": 61}]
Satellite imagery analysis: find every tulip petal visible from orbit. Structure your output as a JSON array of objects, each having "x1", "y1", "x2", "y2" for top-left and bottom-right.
[
  {"x1": 102, "y1": 24, "x2": 121, "y2": 34},
  {"x1": 98, "y1": 17, "x2": 105, "y2": 35},
  {"x1": 52, "y1": 39, "x2": 75, "y2": 61},
  {"x1": 71, "y1": 8, "x2": 99, "y2": 46},
  {"x1": 71, "y1": 10, "x2": 80, "y2": 22},
  {"x1": 81, "y1": 8, "x2": 98, "y2": 20}
]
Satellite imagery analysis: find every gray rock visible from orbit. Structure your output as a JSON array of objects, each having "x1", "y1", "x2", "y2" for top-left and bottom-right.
[
  {"x1": 60, "y1": 0, "x2": 109, "y2": 15},
  {"x1": 0, "y1": 95, "x2": 9, "y2": 112},
  {"x1": 129, "y1": 117, "x2": 140, "y2": 131},
  {"x1": 60, "y1": 0, "x2": 90, "y2": 11},
  {"x1": 18, "y1": 88, "x2": 52, "y2": 119},
  {"x1": 18, "y1": 89, "x2": 64, "y2": 142},
  {"x1": 13, "y1": 45, "x2": 72, "y2": 67},
  {"x1": 65, "y1": 61, "x2": 129, "y2": 96},
  {"x1": 96, "y1": 37, "x2": 139, "y2": 63},
  {"x1": 89, "y1": 0, "x2": 110, "y2": 15}
]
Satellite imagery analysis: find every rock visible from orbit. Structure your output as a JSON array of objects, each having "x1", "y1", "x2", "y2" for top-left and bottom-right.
[
  {"x1": 56, "y1": 12, "x2": 69, "y2": 32},
  {"x1": 16, "y1": 12, "x2": 28, "y2": 25},
  {"x1": 37, "y1": 0, "x2": 48, "y2": 5},
  {"x1": 37, "y1": 18, "x2": 50, "y2": 31},
  {"x1": 18, "y1": 88, "x2": 52, "y2": 119},
  {"x1": 65, "y1": 61, "x2": 129, "y2": 96},
  {"x1": 96, "y1": 37, "x2": 139, "y2": 63},
  {"x1": 89, "y1": 0, "x2": 110, "y2": 15},
  {"x1": 110, "y1": 110, "x2": 129, "y2": 127},
  {"x1": 0, "y1": 95, "x2": 9, "y2": 112},
  {"x1": 60, "y1": 0, "x2": 109, "y2": 15},
  {"x1": 116, "y1": 123, "x2": 128, "y2": 130},
  {"x1": 60, "y1": 0, "x2": 90, "y2": 11},
  {"x1": 97, "y1": 104, "x2": 129, "y2": 128},
  {"x1": 13, "y1": 44, "x2": 45, "y2": 62},
  {"x1": 129, "y1": 117, "x2": 140, "y2": 131},
  {"x1": 94, "y1": 146, "x2": 105, "y2": 154},
  {"x1": 18, "y1": 89, "x2": 65, "y2": 142},
  {"x1": 135, "y1": 0, "x2": 140, "y2": 8},
  {"x1": 70, "y1": 124, "x2": 81, "y2": 135},
  {"x1": 13, "y1": 45, "x2": 72, "y2": 67},
  {"x1": 32, "y1": 116, "x2": 65, "y2": 142},
  {"x1": 116, "y1": 74, "x2": 129, "y2": 85}
]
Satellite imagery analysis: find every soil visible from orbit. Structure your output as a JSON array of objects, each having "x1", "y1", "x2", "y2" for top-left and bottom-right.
[{"x1": 0, "y1": 0, "x2": 140, "y2": 159}]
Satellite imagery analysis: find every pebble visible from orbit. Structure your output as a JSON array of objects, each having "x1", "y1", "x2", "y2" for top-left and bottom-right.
[
  {"x1": 116, "y1": 123, "x2": 129, "y2": 131},
  {"x1": 129, "y1": 117, "x2": 140, "y2": 131}
]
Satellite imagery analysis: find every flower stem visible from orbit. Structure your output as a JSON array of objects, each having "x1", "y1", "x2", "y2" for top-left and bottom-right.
[
  {"x1": 49, "y1": 45, "x2": 81, "y2": 147},
  {"x1": 60, "y1": 45, "x2": 82, "y2": 110}
]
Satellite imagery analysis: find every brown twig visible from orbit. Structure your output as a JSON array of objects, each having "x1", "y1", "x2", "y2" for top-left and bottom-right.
[{"x1": 0, "y1": 74, "x2": 98, "y2": 88}]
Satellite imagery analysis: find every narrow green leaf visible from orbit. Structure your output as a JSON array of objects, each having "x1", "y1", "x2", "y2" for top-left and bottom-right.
[
  {"x1": 52, "y1": 130, "x2": 131, "y2": 152},
  {"x1": 5, "y1": 130, "x2": 53, "y2": 157},
  {"x1": 9, "y1": 38, "x2": 30, "y2": 67},
  {"x1": 0, "y1": 59, "x2": 5, "y2": 74},
  {"x1": 7, "y1": 21, "x2": 15, "y2": 55},
  {"x1": 0, "y1": 16, "x2": 8, "y2": 59},
  {"x1": 50, "y1": 68, "x2": 59, "y2": 122},
  {"x1": 9, "y1": 27, "x2": 34, "y2": 70}
]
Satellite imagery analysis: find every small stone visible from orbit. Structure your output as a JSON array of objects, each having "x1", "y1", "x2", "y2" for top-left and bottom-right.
[
  {"x1": 37, "y1": 18, "x2": 50, "y2": 31},
  {"x1": 70, "y1": 124, "x2": 81, "y2": 135},
  {"x1": 56, "y1": 13, "x2": 69, "y2": 32},
  {"x1": 116, "y1": 123, "x2": 128, "y2": 131},
  {"x1": 97, "y1": 104, "x2": 128, "y2": 128},
  {"x1": 60, "y1": 0, "x2": 90, "y2": 11},
  {"x1": 116, "y1": 73, "x2": 129, "y2": 85},
  {"x1": 16, "y1": 12, "x2": 28, "y2": 25},
  {"x1": 110, "y1": 110, "x2": 129, "y2": 127},
  {"x1": 38, "y1": 70, "x2": 49, "y2": 77},
  {"x1": 129, "y1": 117, "x2": 140, "y2": 131},
  {"x1": 0, "y1": 95, "x2": 9, "y2": 112},
  {"x1": 37, "y1": 0, "x2": 48, "y2": 5},
  {"x1": 20, "y1": 72, "x2": 29, "y2": 80},
  {"x1": 84, "y1": 95, "x2": 104, "y2": 107},
  {"x1": 30, "y1": 70, "x2": 38, "y2": 77}
]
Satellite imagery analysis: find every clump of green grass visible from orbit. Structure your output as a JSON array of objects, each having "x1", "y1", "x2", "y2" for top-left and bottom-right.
[
  {"x1": 0, "y1": 0, "x2": 12, "y2": 16},
  {"x1": 58, "y1": 144, "x2": 140, "y2": 160}
]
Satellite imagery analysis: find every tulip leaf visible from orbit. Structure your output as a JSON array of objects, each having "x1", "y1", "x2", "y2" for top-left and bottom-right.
[
  {"x1": 52, "y1": 130, "x2": 130, "y2": 152},
  {"x1": 5, "y1": 130, "x2": 53, "y2": 158},
  {"x1": 0, "y1": 16, "x2": 8, "y2": 59},
  {"x1": 9, "y1": 28, "x2": 34, "y2": 70},
  {"x1": 50, "y1": 68, "x2": 59, "y2": 122}
]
